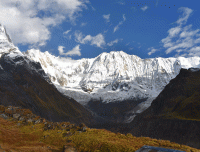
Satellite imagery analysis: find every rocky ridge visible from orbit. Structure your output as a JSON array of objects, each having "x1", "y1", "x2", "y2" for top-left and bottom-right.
[{"x1": 0, "y1": 105, "x2": 87, "y2": 132}]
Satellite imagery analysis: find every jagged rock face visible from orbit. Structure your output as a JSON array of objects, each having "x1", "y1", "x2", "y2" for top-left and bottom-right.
[
  {"x1": 127, "y1": 68, "x2": 200, "y2": 149},
  {"x1": 0, "y1": 51, "x2": 96, "y2": 125},
  {"x1": 24, "y1": 49, "x2": 200, "y2": 104}
]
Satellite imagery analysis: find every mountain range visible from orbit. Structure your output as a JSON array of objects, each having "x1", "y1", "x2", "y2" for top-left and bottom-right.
[
  {"x1": 1, "y1": 23, "x2": 200, "y2": 123},
  {"x1": 23, "y1": 38, "x2": 200, "y2": 123},
  {"x1": 1, "y1": 23, "x2": 200, "y2": 149}
]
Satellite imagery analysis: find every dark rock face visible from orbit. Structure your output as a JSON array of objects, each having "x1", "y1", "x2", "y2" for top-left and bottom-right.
[
  {"x1": 0, "y1": 52, "x2": 96, "y2": 126},
  {"x1": 128, "y1": 68, "x2": 200, "y2": 149}
]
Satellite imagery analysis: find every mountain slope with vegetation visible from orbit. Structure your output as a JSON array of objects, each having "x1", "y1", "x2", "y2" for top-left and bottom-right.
[{"x1": 128, "y1": 68, "x2": 200, "y2": 149}]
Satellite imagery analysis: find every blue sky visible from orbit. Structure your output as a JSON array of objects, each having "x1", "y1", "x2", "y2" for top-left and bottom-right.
[{"x1": 1, "y1": 0, "x2": 200, "y2": 60}]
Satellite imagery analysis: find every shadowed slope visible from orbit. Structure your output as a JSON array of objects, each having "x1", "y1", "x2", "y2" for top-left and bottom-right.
[
  {"x1": 0, "y1": 52, "x2": 96, "y2": 125},
  {"x1": 128, "y1": 68, "x2": 200, "y2": 149}
]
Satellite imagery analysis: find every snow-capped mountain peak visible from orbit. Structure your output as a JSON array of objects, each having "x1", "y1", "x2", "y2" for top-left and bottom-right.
[
  {"x1": 0, "y1": 24, "x2": 20, "y2": 56},
  {"x1": 24, "y1": 49, "x2": 200, "y2": 105}
]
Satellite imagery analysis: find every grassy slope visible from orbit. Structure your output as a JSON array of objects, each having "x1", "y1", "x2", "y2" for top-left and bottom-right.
[
  {"x1": 0, "y1": 116, "x2": 199, "y2": 152},
  {"x1": 151, "y1": 68, "x2": 200, "y2": 121}
]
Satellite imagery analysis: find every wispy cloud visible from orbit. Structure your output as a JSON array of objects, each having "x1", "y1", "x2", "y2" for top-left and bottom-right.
[
  {"x1": 113, "y1": 14, "x2": 126, "y2": 33},
  {"x1": 63, "y1": 29, "x2": 71, "y2": 35},
  {"x1": 75, "y1": 31, "x2": 106, "y2": 48},
  {"x1": 148, "y1": 7, "x2": 200, "y2": 57},
  {"x1": 117, "y1": 2, "x2": 125, "y2": 5},
  {"x1": 81, "y1": 22, "x2": 87, "y2": 27},
  {"x1": 63, "y1": 28, "x2": 72, "y2": 39},
  {"x1": 155, "y1": 0, "x2": 160, "y2": 7},
  {"x1": 141, "y1": 6, "x2": 148, "y2": 11},
  {"x1": 103, "y1": 14, "x2": 110, "y2": 22},
  {"x1": 107, "y1": 38, "x2": 123, "y2": 46},
  {"x1": 58, "y1": 45, "x2": 81, "y2": 57},
  {"x1": 0, "y1": 0, "x2": 88, "y2": 47},
  {"x1": 148, "y1": 47, "x2": 158, "y2": 55}
]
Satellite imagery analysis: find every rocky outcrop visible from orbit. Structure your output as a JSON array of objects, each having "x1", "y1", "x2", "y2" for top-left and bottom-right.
[{"x1": 0, "y1": 105, "x2": 88, "y2": 134}]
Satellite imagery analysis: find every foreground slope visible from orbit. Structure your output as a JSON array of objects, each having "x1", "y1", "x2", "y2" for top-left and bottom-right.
[
  {"x1": 128, "y1": 68, "x2": 200, "y2": 149},
  {"x1": 0, "y1": 105, "x2": 198, "y2": 152}
]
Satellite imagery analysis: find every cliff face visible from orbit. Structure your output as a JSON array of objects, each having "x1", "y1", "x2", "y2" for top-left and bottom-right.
[
  {"x1": 0, "y1": 52, "x2": 96, "y2": 126},
  {"x1": 128, "y1": 68, "x2": 200, "y2": 149}
]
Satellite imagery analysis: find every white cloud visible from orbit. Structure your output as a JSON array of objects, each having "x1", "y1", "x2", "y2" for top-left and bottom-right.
[
  {"x1": 81, "y1": 22, "x2": 87, "y2": 27},
  {"x1": 74, "y1": 31, "x2": 84, "y2": 43},
  {"x1": 148, "y1": 47, "x2": 158, "y2": 55},
  {"x1": 194, "y1": 38, "x2": 200, "y2": 44},
  {"x1": 63, "y1": 28, "x2": 72, "y2": 39},
  {"x1": 176, "y1": 7, "x2": 193, "y2": 26},
  {"x1": 103, "y1": 14, "x2": 110, "y2": 22},
  {"x1": 117, "y1": 0, "x2": 125, "y2": 5},
  {"x1": 117, "y1": 2, "x2": 125, "y2": 5},
  {"x1": 58, "y1": 45, "x2": 81, "y2": 56},
  {"x1": 156, "y1": 7, "x2": 200, "y2": 57},
  {"x1": 91, "y1": 34, "x2": 106, "y2": 47},
  {"x1": 58, "y1": 46, "x2": 65, "y2": 55},
  {"x1": 141, "y1": 6, "x2": 148, "y2": 11},
  {"x1": 113, "y1": 14, "x2": 126, "y2": 33},
  {"x1": 75, "y1": 31, "x2": 106, "y2": 48},
  {"x1": 63, "y1": 29, "x2": 72, "y2": 35},
  {"x1": 0, "y1": 0, "x2": 88, "y2": 47},
  {"x1": 107, "y1": 39, "x2": 122, "y2": 46}
]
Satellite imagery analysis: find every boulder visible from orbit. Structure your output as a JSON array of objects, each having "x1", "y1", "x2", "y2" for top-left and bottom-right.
[
  {"x1": 27, "y1": 118, "x2": 34, "y2": 123},
  {"x1": 35, "y1": 118, "x2": 42, "y2": 124},
  {"x1": 19, "y1": 116, "x2": 25, "y2": 122},
  {"x1": 82, "y1": 127, "x2": 87, "y2": 132},
  {"x1": 0, "y1": 113, "x2": 8, "y2": 119},
  {"x1": 63, "y1": 145, "x2": 78, "y2": 152},
  {"x1": 13, "y1": 113, "x2": 21, "y2": 120},
  {"x1": 5, "y1": 108, "x2": 14, "y2": 117}
]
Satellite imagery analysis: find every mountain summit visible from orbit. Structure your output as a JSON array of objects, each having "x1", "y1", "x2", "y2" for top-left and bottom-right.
[{"x1": 0, "y1": 24, "x2": 19, "y2": 55}]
